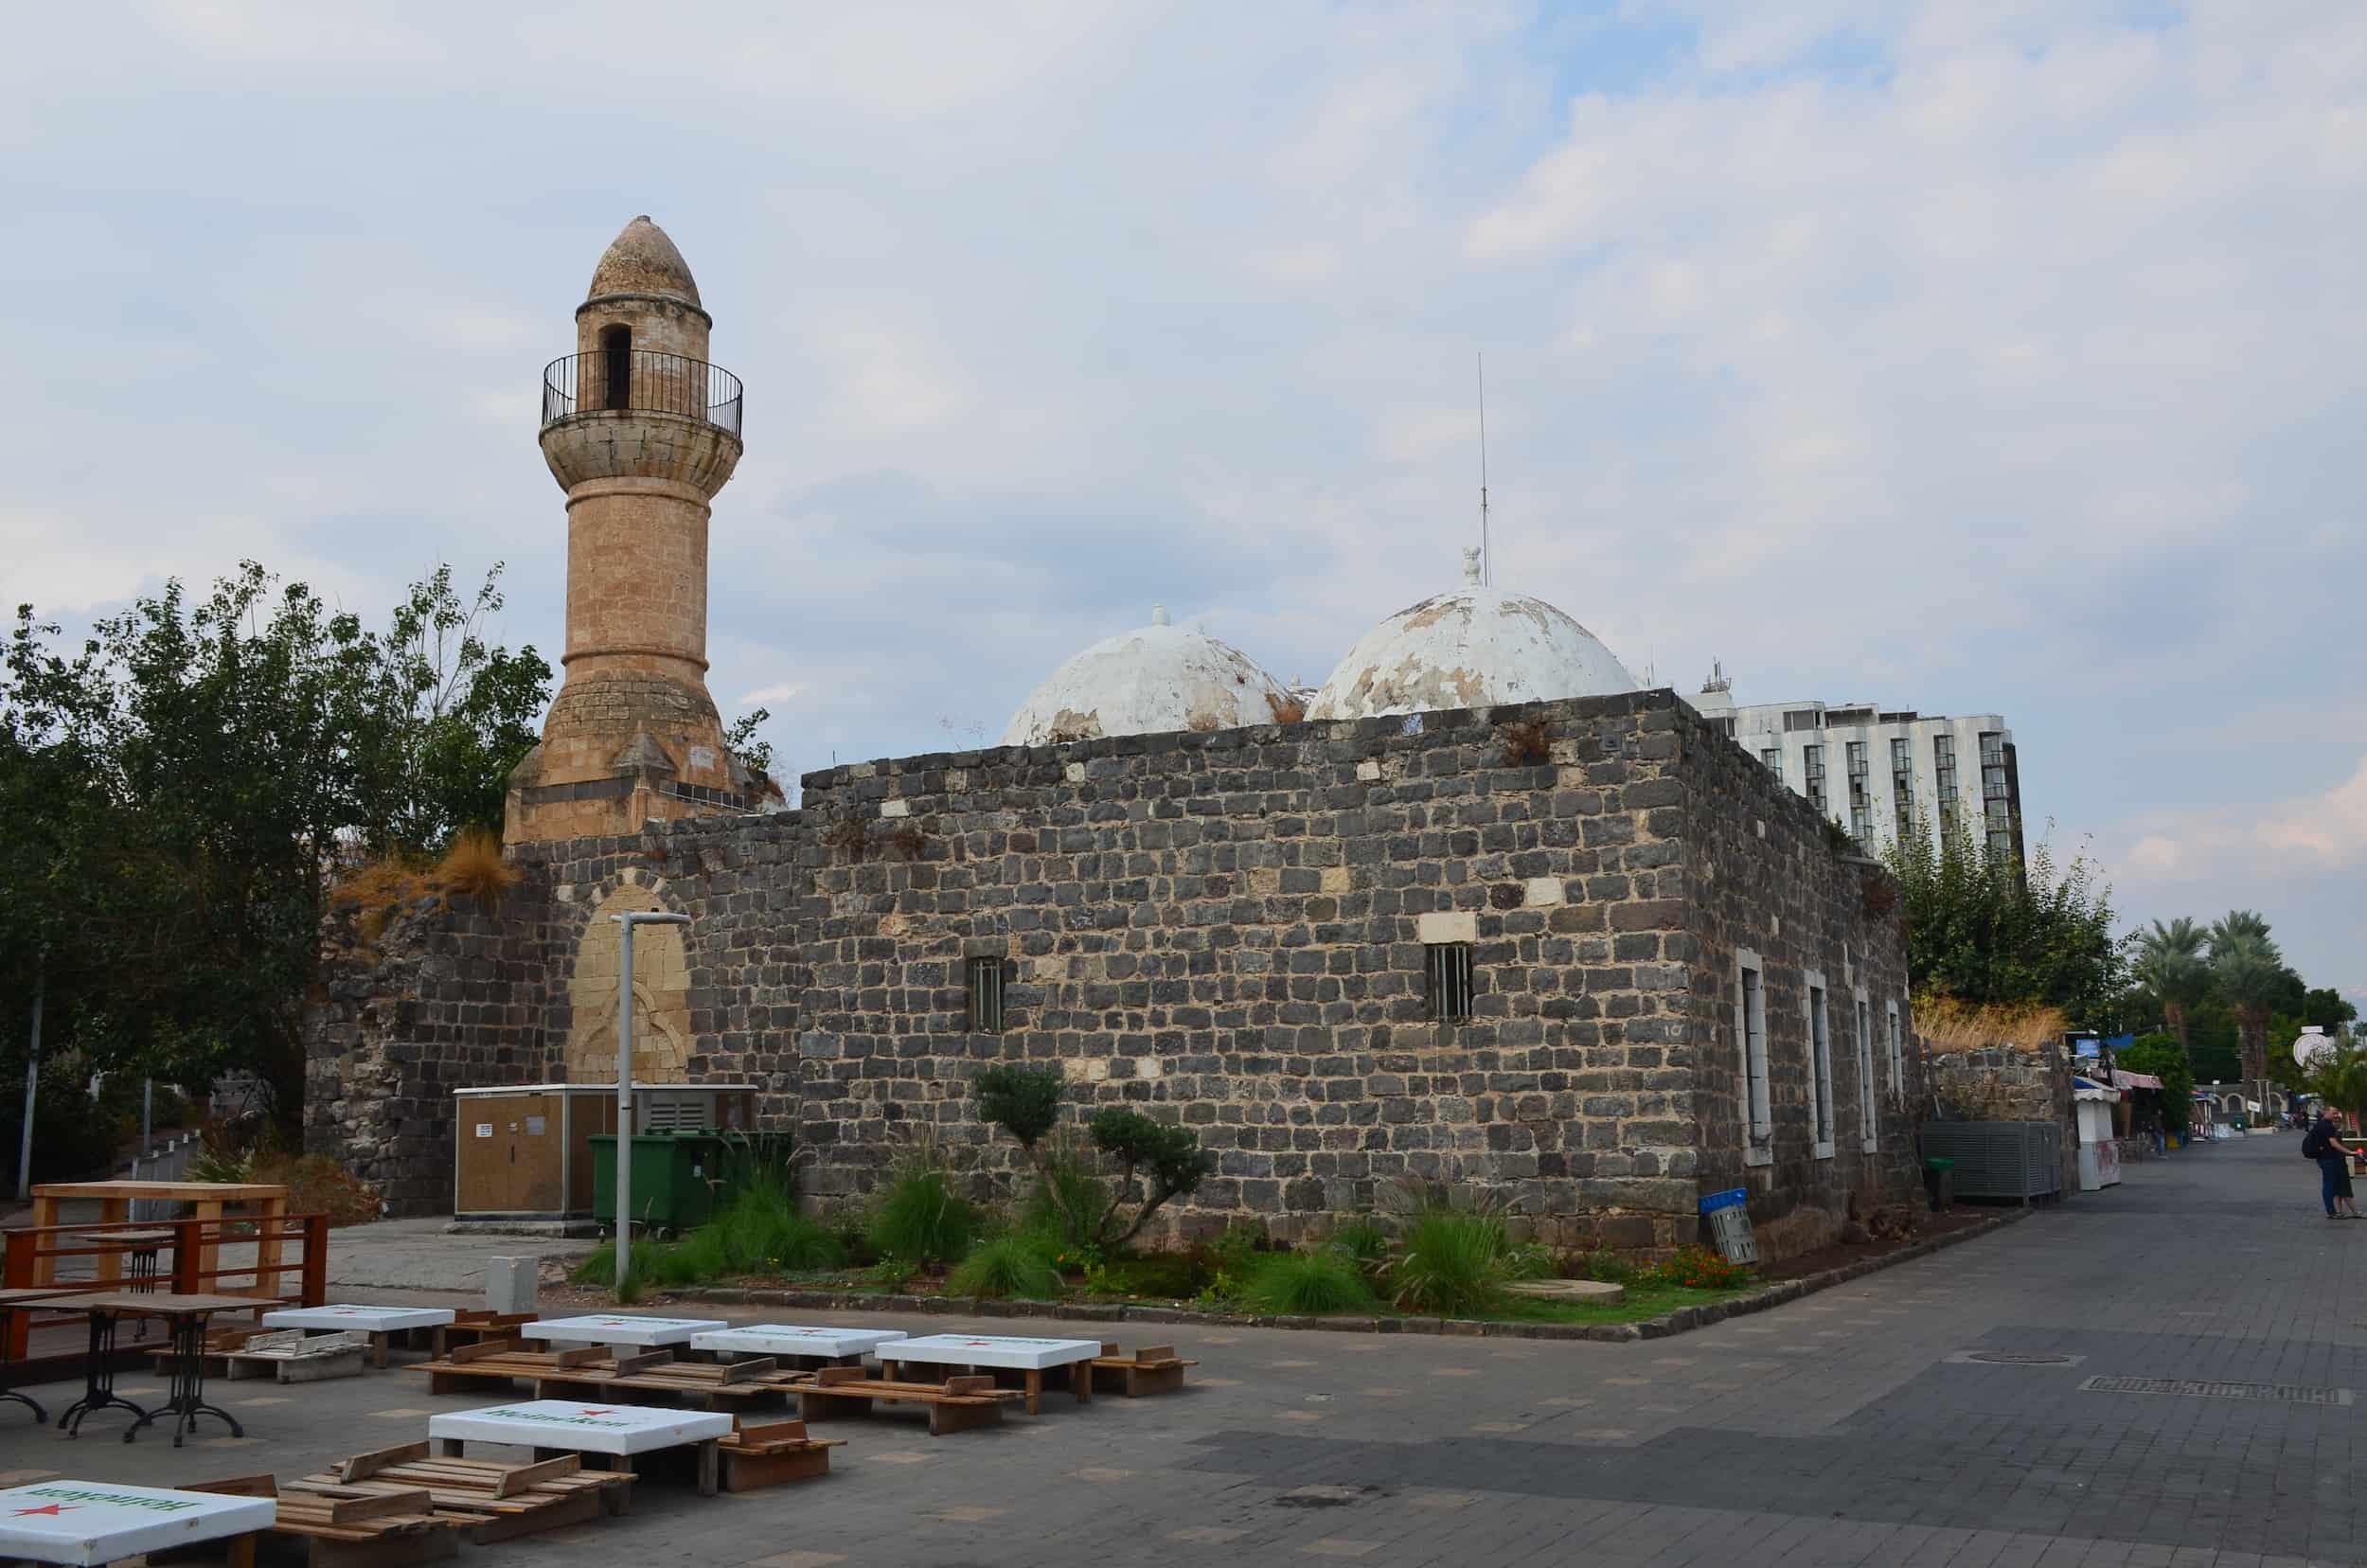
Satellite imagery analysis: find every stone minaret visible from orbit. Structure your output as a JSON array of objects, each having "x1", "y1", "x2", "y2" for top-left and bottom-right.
[{"x1": 507, "y1": 216, "x2": 749, "y2": 844}]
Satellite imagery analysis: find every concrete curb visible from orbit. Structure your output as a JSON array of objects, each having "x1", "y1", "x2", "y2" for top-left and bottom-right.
[{"x1": 666, "y1": 1209, "x2": 2028, "y2": 1345}]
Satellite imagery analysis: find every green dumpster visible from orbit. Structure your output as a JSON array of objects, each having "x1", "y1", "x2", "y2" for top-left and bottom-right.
[{"x1": 591, "y1": 1131, "x2": 728, "y2": 1230}]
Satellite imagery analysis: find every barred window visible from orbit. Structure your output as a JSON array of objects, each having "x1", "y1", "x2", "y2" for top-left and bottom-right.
[
  {"x1": 1735, "y1": 950, "x2": 1771, "y2": 1167},
  {"x1": 1424, "y1": 943, "x2": 1474, "y2": 1023},
  {"x1": 1805, "y1": 970, "x2": 1836, "y2": 1159},
  {"x1": 966, "y1": 956, "x2": 1006, "y2": 1034}
]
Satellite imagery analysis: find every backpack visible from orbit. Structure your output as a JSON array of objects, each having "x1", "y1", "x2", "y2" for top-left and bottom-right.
[{"x1": 2304, "y1": 1124, "x2": 2330, "y2": 1159}]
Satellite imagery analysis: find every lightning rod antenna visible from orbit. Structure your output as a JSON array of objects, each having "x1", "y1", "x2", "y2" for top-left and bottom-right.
[{"x1": 1477, "y1": 351, "x2": 1491, "y2": 587}]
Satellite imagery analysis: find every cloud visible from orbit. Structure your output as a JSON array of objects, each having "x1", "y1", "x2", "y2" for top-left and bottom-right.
[
  {"x1": 737, "y1": 683, "x2": 806, "y2": 708},
  {"x1": 3, "y1": 0, "x2": 2363, "y2": 990}
]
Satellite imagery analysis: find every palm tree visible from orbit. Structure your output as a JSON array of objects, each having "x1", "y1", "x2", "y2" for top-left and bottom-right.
[
  {"x1": 2131, "y1": 917, "x2": 2210, "y2": 1056},
  {"x1": 2209, "y1": 913, "x2": 2286, "y2": 1088}
]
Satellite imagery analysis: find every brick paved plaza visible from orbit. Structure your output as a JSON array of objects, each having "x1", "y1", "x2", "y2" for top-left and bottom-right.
[{"x1": 2, "y1": 1134, "x2": 2358, "y2": 1566}]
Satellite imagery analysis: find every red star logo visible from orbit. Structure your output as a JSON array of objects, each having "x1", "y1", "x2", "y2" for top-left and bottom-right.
[
  {"x1": 578, "y1": 1409, "x2": 615, "y2": 1417},
  {"x1": 11, "y1": 1505, "x2": 78, "y2": 1517}
]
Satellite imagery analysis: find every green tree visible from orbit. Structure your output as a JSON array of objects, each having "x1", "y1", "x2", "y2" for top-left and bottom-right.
[
  {"x1": 2129, "y1": 917, "x2": 2211, "y2": 1057},
  {"x1": 0, "y1": 561, "x2": 549, "y2": 1128},
  {"x1": 2116, "y1": 1033, "x2": 2196, "y2": 1135},
  {"x1": 2305, "y1": 1040, "x2": 2367, "y2": 1127},
  {"x1": 2305, "y1": 988, "x2": 2360, "y2": 1033},
  {"x1": 2207, "y1": 914, "x2": 2290, "y2": 1087},
  {"x1": 1882, "y1": 814, "x2": 2122, "y2": 1025}
]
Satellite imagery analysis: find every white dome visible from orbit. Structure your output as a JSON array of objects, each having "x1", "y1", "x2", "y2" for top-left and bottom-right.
[
  {"x1": 1003, "y1": 608, "x2": 1291, "y2": 745},
  {"x1": 1309, "y1": 550, "x2": 1637, "y2": 721}
]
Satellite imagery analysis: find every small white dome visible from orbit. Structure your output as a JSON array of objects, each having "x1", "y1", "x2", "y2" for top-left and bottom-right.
[
  {"x1": 1308, "y1": 550, "x2": 1637, "y2": 721},
  {"x1": 1004, "y1": 609, "x2": 1292, "y2": 745}
]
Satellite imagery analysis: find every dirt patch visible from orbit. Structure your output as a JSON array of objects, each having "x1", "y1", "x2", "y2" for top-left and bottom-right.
[{"x1": 1753, "y1": 1207, "x2": 1995, "y2": 1284}]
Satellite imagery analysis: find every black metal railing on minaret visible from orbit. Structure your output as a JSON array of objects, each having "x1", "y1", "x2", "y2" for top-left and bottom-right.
[{"x1": 541, "y1": 351, "x2": 743, "y2": 437}]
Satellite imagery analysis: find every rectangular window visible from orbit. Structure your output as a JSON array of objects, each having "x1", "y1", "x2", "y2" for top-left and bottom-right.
[
  {"x1": 1805, "y1": 969, "x2": 1835, "y2": 1159},
  {"x1": 1783, "y1": 708, "x2": 1822, "y2": 733},
  {"x1": 1424, "y1": 943, "x2": 1474, "y2": 1023},
  {"x1": 1855, "y1": 991, "x2": 1877, "y2": 1152},
  {"x1": 1886, "y1": 999, "x2": 1906, "y2": 1105},
  {"x1": 966, "y1": 956, "x2": 1006, "y2": 1033},
  {"x1": 1735, "y1": 949, "x2": 1771, "y2": 1167},
  {"x1": 1804, "y1": 743, "x2": 1825, "y2": 811},
  {"x1": 1760, "y1": 747, "x2": 1781, "y2": 773}
]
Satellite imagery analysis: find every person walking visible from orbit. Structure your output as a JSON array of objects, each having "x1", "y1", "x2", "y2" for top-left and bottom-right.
[{"x1": 2303, "y1": 1107, "x2": 2361, "y2": 1220}]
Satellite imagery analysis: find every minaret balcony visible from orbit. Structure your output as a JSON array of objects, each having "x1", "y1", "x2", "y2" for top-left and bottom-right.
[{"x1": 538, "y1": 351, "x2": 743, "y2": 494}]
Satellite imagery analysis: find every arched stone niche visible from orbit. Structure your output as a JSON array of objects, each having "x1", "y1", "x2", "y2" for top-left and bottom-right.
[{"x1": 565, "y1": 883, "x2": 692, "y2": 1083}]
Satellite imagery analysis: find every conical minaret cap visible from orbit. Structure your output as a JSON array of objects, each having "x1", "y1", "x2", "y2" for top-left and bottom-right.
[{"x1": 586, "y1": 215, "x2": 702, "y2": 307}]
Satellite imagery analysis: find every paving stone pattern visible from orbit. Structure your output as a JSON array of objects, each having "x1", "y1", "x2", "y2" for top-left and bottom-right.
[{"x1": 9, "y1": 1133, "x2": 2358, "y2": 1565}]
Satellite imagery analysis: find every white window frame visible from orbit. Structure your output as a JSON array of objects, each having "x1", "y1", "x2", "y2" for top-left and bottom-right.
[
  {"x1": 1804, "y1": 967, "x2": 1835, "y2": 1160},
  {"x1": 1885, "y1": 998, "x2": 1906, "y2": 1105},
  {"x1": 1854, "y1": 989, "x2": 1877, "y2": 1153},
  {"x1": 1735, "y1": 948, "x2": 1772, "y2": 1167}
]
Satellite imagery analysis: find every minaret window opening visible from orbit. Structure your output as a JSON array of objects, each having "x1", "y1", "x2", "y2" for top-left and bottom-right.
[{"x1": 600, "y1": 325, "x2": 632, "y2": 411}]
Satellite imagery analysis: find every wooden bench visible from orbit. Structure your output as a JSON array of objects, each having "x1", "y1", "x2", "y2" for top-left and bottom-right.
[
  {"x1": 716, "y1": 1417, "x2": 844, "y2": 1493},
  {"x1": 293, "y1": 1442, "x2": 632, "y2": 1542},
  {"x1": 784, "y1": 1366, "x2": 1024, "y2": 1436},
  {"x1": 410, "y1": 1339, "x2": 611, "y2": 1396},
  {"x1": 1089, "y1": 1343, "x2": 1198, "y2": 1398},
  {"x1": 191, "y1": 1473, "x2": 463, "y2": 1568},
  {"x1": 427, "y1": 1311, "x2": 534, "y2": 1359}
]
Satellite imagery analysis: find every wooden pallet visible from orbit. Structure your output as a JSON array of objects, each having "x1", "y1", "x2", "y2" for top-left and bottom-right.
[
  {"x1": 188, "y1": 1473, "x2": 463, "y2": 1568},
  {"x1": 783, "y1": 1366, "x2": 1025, "y2": 1435},
  {"x1": 1089, "y1": 1343, "x2": 1198, "y2": 1397},
  {"x1": 716, "y1": 1416, "x2": 845, "y2": 1493},
  {"x1": 427, "y1": 1311, "x2": 535, "y2": 1358},
  {"x1": 223, "y1": 1329, "x2": 371, "y2": 1383},
  {"x1": 536, "y1": 1351, "x2": 798, "y2": 1410},
  {"x1": 291, "y1": 1441, "x2": 632, "y2": 1542},
  {"x1": 147, "y1": 1324, "x2": 276, "y2": 1376},
  {"x1": 410, "y1": 1338, "x2": 610, "y2": 1396}
]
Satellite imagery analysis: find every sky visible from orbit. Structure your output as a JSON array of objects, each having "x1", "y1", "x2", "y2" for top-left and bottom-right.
[{"x1": 2, "y1": 2, "x2": 2362, "y2": 998}]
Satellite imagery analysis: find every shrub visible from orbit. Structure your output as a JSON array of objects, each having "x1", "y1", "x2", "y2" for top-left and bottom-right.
[
  {"x1": 973, "y1": 1064, "x2": 1212, "y2": 1249},
  {"x1": 251, "y1": 1153, "x2": 383, "y2": 1226},
  {"x1": 1390, "y1": 1209, "x2": 1513, "y2": 1316},
  {"x1": 871, "y1": 1256, "x2": 917, "y2": 1292},
  {"x1": 1647, "y1": 1245, "x2": 1753, "y2": 1291},
  {"x1": 1571, "y1": 1251, "x2": 1643, "y2": 1287},
  {"x1": 436, "y1": 828, "x2": 516, "y2": 912},
  {"x1": 1504, "y1": 1241, "x2": 1557, "y2": 1280},
  {"x1": 1244, "y1": 1248, "x2": 1374, "y2": 1314},
  {"x1": 866, "y1": 1166, "x2": 979, "y2": 1266},
  {"x1": 946, "y1": 1234, "x2": 1064, "y2": 1299}
]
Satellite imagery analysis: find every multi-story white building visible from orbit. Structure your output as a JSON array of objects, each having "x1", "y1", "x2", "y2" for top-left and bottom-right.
[{"x1": 1689, "y1": 666, "x2": 2024, "y2": 860}]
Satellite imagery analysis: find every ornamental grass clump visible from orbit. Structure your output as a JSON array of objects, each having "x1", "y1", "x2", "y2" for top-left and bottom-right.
[
  {"x1": 1389, "y1": 1208, "x2": 1513, "y2": 1316},
  {"x1": 1243, "y1": 1247, "x2": 1374, "y2": 1315},
  {"x1": 946, "y1": 1233, "x2": 1065, "y2": 1299},
  {"x1": 866, "y1": 1161, "x2": 980, "y2": 1266}
]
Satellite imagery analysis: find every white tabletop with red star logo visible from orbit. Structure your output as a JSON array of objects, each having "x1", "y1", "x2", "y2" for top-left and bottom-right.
[
  {"x1": 428, "y1": 1399, "x2": 733, "y2": 1454},
  {"x1": 518, "y1": 1314, "x2": 728, "y2": 1347},
  {"x1": 262, "y1": 1304, "x2": 457, "y2": 1332},
  {"x1": 885, "y1": 1333, "x2": 1104, "y2": 1371},
  {"x1": 688, "y1": 1324, "x2": 909, "y2": 1358},
  {"x1": 0, "y1": 1481, "x2": 274, "y2": 1566}
]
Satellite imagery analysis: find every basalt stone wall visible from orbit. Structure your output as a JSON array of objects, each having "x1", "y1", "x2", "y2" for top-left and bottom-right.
[
  {"x1": 307, "y1": 687, "x2": 1921, "y2": 1246},
  {"x1": 1677, "y1": 705, "x2": 1926, "y2": 1235},
  {"x1": 789, "y1": 688, "x2": 1907, "y2": 1251},
  {"x1": 304, "y1": 882, "x2": 558, "y2": 1215}
]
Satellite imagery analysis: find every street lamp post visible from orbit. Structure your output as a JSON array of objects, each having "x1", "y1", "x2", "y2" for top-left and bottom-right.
[{"x1": 612, "y1": 910, "x2": 690, "y2": 1292}]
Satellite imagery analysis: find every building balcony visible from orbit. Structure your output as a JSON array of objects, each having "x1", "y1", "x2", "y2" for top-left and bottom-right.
[
  {"x1": 538, "y1": 351, "x2": 743, "y2": 495},
  {"x1": 543, "y1": 350, "x2": 742, "y2": 436}
]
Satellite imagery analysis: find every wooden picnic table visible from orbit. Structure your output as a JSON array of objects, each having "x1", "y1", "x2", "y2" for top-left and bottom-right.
[
  {"x1": 0, "y1": 1478, "x2": 274, "y2": 1567},
  {"x1": 428, "y1": 1400, "x2": 734, "y2": 1497},
  {"x1": 48, "y1": 1291, "x2": 262, "y2": 1446},
  {"x1": 28, "y1": 1182, "x2": 292, "y2": 1299},
  {"x1": 880, "y1": 1334, "x2": 1101, "y2": 1416}
]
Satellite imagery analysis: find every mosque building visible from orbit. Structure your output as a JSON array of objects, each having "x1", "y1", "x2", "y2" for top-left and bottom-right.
[{"x1": 307, "y1": 218, "x2": 1924, "y2": 1256}]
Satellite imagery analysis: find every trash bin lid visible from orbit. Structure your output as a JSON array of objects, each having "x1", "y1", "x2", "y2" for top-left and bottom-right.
[{"x1": 1924, "y1": 1157, "x2": 1956, "y2": 1171}]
